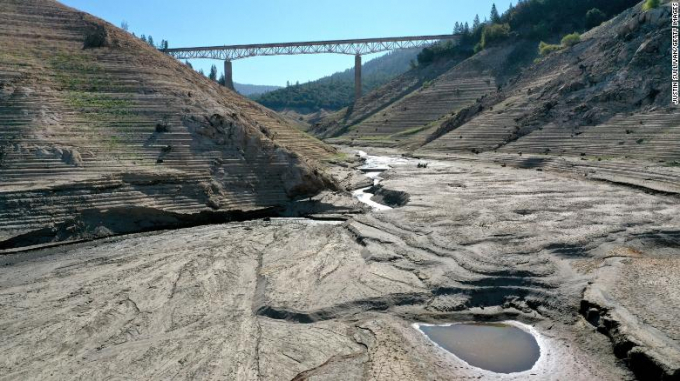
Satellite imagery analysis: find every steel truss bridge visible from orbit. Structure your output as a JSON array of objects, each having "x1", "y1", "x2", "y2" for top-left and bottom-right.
[{"x1": 165, "y1": 34, "x2": 460, "y2": 100}]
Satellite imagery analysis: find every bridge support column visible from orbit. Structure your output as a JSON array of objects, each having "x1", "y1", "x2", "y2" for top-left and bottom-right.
[
  {"x1": 224, "y1": 60, "x2": 234, "y2": 90},
  {"x1": 354, "y1": 54, "x2": 362, "y2": 102}
]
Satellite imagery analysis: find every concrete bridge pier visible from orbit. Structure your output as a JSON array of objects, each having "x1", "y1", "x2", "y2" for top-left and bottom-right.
[
  {"x1": 355, "y1": 54, "x2": 362, "y2": 102},
  {"x1": 224, "y1": 60, "x2": 234, "y2": 90}
]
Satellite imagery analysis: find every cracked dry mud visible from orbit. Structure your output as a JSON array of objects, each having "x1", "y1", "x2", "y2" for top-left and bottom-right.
[{"x1": 1, "y1": 151, "x2": 679, "y2": 380}]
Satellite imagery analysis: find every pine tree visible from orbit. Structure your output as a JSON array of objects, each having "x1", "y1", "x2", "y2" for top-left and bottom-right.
[
  {"x1": 490, "y1": 4, "x2": 501, "y2": 23},
  {"x1": 218, "y1": 73, "x2": 226, "y2": 86},
  {"x1": 147, "y1": 35, "x2": 155, "y2": 47},
  {"x1": 453, "y1": 22, "x2": 461, "y2": 34},
  {"x1": 209, "y1": 65, "x2": 218, "y2": 81},
  {"x1": 473, "y1": 15, "x2": 481, "y2": 31},
  {"x1": 463, "y1": 22, "x2": 470, "y2": 36},
  {"x1": 185, "y1": 61, "x2": 193, "y2": 69},
  {"x1": 121, "y1": 21, "x2": 129, "y2": 31},
  {"x1": 198, "y1": 69, "x2": 205, "y2": 77},
  {"x1": 140, "y1": 34, "x2": 147, "y2": 43}
]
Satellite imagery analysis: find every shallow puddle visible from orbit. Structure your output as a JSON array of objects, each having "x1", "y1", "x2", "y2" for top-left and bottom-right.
[{"x1": 416, "y1": 322, "x2": 541, "y2": 374}]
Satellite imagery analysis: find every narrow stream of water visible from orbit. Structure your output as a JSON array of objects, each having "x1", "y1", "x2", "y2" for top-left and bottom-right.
[{"x1": 352, "y1": 151, "x2": 407, "y2": 211}]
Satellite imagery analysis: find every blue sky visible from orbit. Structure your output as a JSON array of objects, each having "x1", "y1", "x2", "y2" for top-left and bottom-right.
[{"x1": 60, "y1": 0, "x2": 513, "y2": 86}]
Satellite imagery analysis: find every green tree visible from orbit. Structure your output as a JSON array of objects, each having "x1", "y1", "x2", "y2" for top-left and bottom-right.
[
  {"x1": 585, "y1": 8, "x2": 607, "y2": 29},
  {"x1": 120, "y1": 21, "x2": 129, "y2": 31},
  {"x1": 481, "y1": 23, "x2": 510, "y2": 48},
  {"x1": 147, "y1": 35, "x2": 155, "y2": 47},
  {"x1": 209, "y1": 65, "x2": 218, "y2": 81},
  {"x1": 472, "y1": 14, "x2": 481, "y2": 31},
  {"x1": 490, "y1": 4, "x2": 501, "y2": 23},
  {"x1": 417, "y1": 47, "x2": 435, "y2": 65}
]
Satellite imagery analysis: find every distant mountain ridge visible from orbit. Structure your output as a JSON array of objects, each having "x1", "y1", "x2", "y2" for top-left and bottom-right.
[{"x1": 234, "y1": 83, "x2": 281, "y2": 97}]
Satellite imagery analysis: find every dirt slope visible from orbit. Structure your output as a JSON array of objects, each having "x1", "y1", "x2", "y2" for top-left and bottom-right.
[
  {"x1": 419, "y1": 2, "x2": 677, "y2": 162},
  {"x1": 310, "y1": 57, "x2": 465, "y2": 143},
  {"x1": 0, "y1": 0, "x2": 338, "y2": 249},
  {"x1": 313, "y1": 41, "x2": 537, "y2": 148}
]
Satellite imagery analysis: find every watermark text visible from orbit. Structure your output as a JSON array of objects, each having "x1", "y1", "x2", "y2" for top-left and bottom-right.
[{"x1": 672, "y1": 2, "x2": 679, "y2": 105}]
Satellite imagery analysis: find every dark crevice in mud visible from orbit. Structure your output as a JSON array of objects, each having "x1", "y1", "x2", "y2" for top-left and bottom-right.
[
  {"x1": 368, "y1": 185, "x2": 410, "y2": 208},
  {"x1": 459, "y1": 276, "x2": 558, "y2": 289},
  {"x1": 630, "y1": 229, "x2": 680, "y2": 250},
  {"x1": 579, "y1": 297, "x2": 679, "y2": 381},
  {"x1": 0, "y1": 206, "x2": 282, "y2": 252},
  {"x1": 545, "y1": 243, "x2": 591, "y2": 258},
  {"x1": 256, "y1": 284, "x2": 553, "y2": 328},
  {"x1": 290, "y1": 353, "x2": 365, "y2": 381},
  {"x1": 586, "y1": 177, "x2": 680, "y2": 198},
  {"x1": 255, "y1": 292, "x2": 431, "y2": 324},
  {"x1": 433, "y1": 285, "x2": 550, "y2": 309},
  {"x1": 0, "y1": 199, "x2": 350, "y2": 253},
  {"x1": 514, "y1": 157, "x2": 551, "y2": 169},
  {"x1": 482, "y1": 155, "x2": 680, "y2": 198}
]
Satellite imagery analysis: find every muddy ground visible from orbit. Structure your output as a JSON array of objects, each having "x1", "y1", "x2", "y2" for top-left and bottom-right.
[{"x1": 1, "y1": 149, "x2": 679, "y2": 380}]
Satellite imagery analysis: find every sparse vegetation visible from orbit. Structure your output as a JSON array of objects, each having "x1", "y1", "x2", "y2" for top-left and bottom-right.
[
  {"x1": 538, "y1": 32, "x2": 581, "y2": 56},
  {"x1": 65, "y1": 92, "x2": 133, "y2": 115},
  {"x1": 643, "y1": 0, "x2": 660, "y2": 11},
  {"x1": 481, "y1": 23, "x2": 511, "y2": 48},
  {"x1": 539, "y1": 41, "x2": 562, "y2": 56},
  {"x1": 561, "y1": 33, "x2": 581, "y2": 47}
]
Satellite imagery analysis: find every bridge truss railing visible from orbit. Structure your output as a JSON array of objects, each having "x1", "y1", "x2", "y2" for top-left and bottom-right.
[
  {"x1": 164, "y1": 34, "x2": 461, "y2": 99},
  {"x1": 165, "y1": 34, "x2": 460, "y2": 61}
]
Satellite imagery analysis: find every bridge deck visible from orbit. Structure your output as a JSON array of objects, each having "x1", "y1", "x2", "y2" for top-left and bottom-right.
[{"x1": 165, "y1": 34, "x2": 461, "y2": 60}]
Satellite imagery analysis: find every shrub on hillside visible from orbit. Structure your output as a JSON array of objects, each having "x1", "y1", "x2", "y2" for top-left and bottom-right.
[
  {"x1": 539, "y1": 41, "x2": 562, "y2": 56},
  {"x1": 416, "y1": 40, "x2": 473, "y2": 66},
  {"x1": 417, "y1": 48, "x2": 436, "y2": 65},
  {"x1": 643, "y1": 0, "x2": 660, "y2": 11},
  {"x1": 481, "y1": 23, "x2": 511, "y2": 48},
  {"x1": 561, "y1": 32, "x2": 581, "y2": 47},
  {"x1": 585, "y1": 8, "x2": 607, "y2": 29},
  {"x1": 474, "y1": 43, "x2": 483, "y2": 54}
]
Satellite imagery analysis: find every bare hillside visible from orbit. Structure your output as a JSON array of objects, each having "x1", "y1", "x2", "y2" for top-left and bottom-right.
[
  {"x1": 420, "y1": 3, "x2": 676, "y2": 162},
  {"x1": 0, "y1": 0, "x2": 338, "y2": 249}
]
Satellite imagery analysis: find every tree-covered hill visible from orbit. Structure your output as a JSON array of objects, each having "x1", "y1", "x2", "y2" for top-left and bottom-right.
[
  {"x1": 253, "y1": 48, "x2": 419, "y2": 112},
  {"x1": 234, "y1": 83, "x2": 281, "y2": 97}
]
